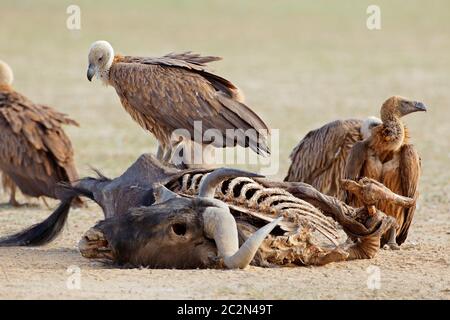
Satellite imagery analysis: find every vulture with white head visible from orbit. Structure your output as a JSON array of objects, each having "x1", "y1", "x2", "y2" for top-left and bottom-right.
[
  {"x1": 86, "y1": 41, "x2": 270, "y2": 166},
  {"x1": 345, "y1": 96, "x2": 425, "y2": 247},
  {"x1": 285, "y1": 96, "x2": 425, "y2": 247}
]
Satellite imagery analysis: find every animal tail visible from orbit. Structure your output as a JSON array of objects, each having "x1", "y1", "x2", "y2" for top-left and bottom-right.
[
  {"x1": 0, "y1": 199, "x2": 72, "y2": 246},
  {"x1": 0, "y1": 182, "x2": 93, "y2": 247}
]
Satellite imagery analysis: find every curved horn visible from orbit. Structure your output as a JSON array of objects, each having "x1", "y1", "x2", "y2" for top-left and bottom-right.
[
  {"x1": 198, "y1": 168, "x2": 264, "y2": 199},
  {"x1": 224, "y1": 217, "x2": 282, "y2": 269},
  {"x1": 202, "y1": 205, "x2": 281, "y2": 269}
]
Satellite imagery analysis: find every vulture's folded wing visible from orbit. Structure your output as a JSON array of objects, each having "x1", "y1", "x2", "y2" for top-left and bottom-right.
[
  {"x1": 397, "y1": 144, "x2": 421, "y2": 245},
  {"x1": 0, "y1": 90, "x2": 79, "y2": 197},
  {"x1": 111, "y1": 56, "x2": 270, "y2": 156},
  {"x1": 123, "y1": 52, "x2": 222, "y2": 71},
  {"x1": 285, "y1": 119, "x2": 363, "y2": 199},
  {"x1": 344, "y1": 140, "x2": 370, "y2": 205}
]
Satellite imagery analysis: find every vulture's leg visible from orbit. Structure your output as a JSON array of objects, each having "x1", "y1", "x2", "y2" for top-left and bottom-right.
[
  {"x1": 2, "y1": 175, "x2": 23, "y2": 207},
  {"x1": 198, "y1": 143, "x2": 216, "y2": 169},
  {"x1": 168, "y1": 139, "x2": 216, "y2": 169},
  {"x1": 156, "y1": 143, "x2": 165, "y2": 160},
  {"x1": 165, "y1": 139, "x2": 184, "y2": 164},
  {"x1": 383, "y1": 226, "x2": 400, "y2": 250},
  {"x1": 8, "y1": 185, "x2": 22, "y2": 207},
  {"x1": 165, "y1": 139, "x2": 190, "y2": 169},
  {"x1": 41, "y1": 197, "x2": 51, "y2": 209}
]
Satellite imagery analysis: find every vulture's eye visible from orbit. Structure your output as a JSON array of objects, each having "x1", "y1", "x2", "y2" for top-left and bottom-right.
[
  {"x1": 171, "y1": 223, "x2": 187, "y2": 236},
  {"x1": 98, "y1": 57, "x2": 103, "y2": 62}
]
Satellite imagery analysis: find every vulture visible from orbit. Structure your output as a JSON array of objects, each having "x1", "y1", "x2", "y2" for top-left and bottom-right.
[
  {"x1": 0, "y1": 60, "x2": 82, "y2": 207},
  {"x1": 285, "y1": 96, "x2": 426, "y2": 247},
  {"x1": 86, "y1": 40, "x2": 270, "y2": 166}
]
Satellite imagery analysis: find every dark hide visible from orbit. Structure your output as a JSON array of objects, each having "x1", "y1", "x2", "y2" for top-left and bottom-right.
[
  {"x1": 94, "y1": 197, "x2": 218, "y2": 268},
  {"x1": 75, "y1": 154, "x2": 212, "y2": 218}
]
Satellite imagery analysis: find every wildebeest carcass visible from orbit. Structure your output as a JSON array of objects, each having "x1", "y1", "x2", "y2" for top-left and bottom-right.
[{"x1": 0, "y1": 154, "x2": 413, "y2": 269}]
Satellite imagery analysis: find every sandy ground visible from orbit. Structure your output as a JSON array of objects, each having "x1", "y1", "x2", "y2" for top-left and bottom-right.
[
  {"x1": 0, "y1": 0, "x2": 449, "y2": 299},
  {"x1": 0, "y1": 196, "x2": 448, "y2": 299}
]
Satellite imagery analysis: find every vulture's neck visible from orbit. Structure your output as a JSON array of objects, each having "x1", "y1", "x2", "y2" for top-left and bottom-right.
[
  {"x1": 370, "y1": 113, "x2": 407, "y2": 161},
  {"x1": 99, "y1": 68, "x2": 111, "y2": 86},
  {"x1": 100, "y1": 56, "x2": 122, "y2": 86},
  {"x1": 0, "y1": 84, "x2": 12, "y2": 92}
]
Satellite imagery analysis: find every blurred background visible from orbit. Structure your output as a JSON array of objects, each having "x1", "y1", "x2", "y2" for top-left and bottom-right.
[{"x1": 1, "y1": 0, "x2": 449, "y2": 204}]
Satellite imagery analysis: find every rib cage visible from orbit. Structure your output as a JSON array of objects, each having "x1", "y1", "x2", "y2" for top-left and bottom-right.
[{"x1": 170, "y1": 172, "x2": 341, "y2": 246}]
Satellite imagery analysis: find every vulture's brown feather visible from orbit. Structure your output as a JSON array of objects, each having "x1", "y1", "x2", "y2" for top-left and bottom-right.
[
  {"x1": 0, "y1": 81, "x2": 82, "y2": 206},
  {"x1": 110, "y1": 56, "x2": 269, "y2": 153},
  {"x1": 284, "y1": 119, "x2": 364, "y2": 199},
  {"x1": 397, "y1": 144, "x2": 420, "y2": 244},
  {"x1": 87, "y1": 42, "x2": 270, "y2": 162}
]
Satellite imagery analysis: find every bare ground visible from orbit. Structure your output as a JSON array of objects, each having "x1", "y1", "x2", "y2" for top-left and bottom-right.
[{"x1": 0, "y1": 183, "x2": 448, "y2": 300}]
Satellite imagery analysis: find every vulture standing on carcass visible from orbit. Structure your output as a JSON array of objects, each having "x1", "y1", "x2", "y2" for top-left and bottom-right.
[
  {"x1": 285, "y1": 96, "x2": 426, "y2": 247},
  {"x1": 0, "y1": 60, "x2": 82, "y2": 206},
  {"x1": 86, "y1": 40, "x2": 270, "y2": 167}
]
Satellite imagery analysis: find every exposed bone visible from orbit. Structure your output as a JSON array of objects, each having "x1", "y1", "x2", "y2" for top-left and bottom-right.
[
  {"x1": 189, "y1": 174, "x2": 204, "y2": 193},
  {"x1": 197, "y1": 168, "x2": 281, "y2": 269},
  {"x1": 281, "y1": 209, "x2": 340, "y2": 244},
  {"x1": 238, "y1": 223, "x2": 348, "y2": 266},
  {"x1": 235, "y1": 182, "x2": 263, "y2": 205},
  {"x1": 221, "y1": 177, "x2": 257, "y2": 201},
  {"x1": 224, "y1": 217, "x2": 283, "y2": 268},
  {"x1": 178, "y1": 171, "x2": 341, "y2": 246},
  {"x1": 198, "y1": 168, "x2": 263, "y2": 199},
  {"x1": 272, "y1": 203, "x2": 336, "y2": 227}
]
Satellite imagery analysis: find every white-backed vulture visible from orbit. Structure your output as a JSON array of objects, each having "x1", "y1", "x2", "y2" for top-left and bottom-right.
[
  {"x1": 345, "y1": 96, "x2": 425, "y2": 247},
  {"x1": 285, "y1": 96, "x2": 425, "y2": 247},
  {"x1": 0, "y1": 60, "x2": 82, "y2": 206},
  {"x1": 86, "y1": 41, "x2": 270, "y2": 166}
]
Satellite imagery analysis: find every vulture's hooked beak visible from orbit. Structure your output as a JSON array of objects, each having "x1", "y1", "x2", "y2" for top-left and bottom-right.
[
  {"x1": 87, "y1": 64, "x2": 95, "y2": 82},
  {"x1": 413, "y1": 101, "x2": 427, "y2": 112}
]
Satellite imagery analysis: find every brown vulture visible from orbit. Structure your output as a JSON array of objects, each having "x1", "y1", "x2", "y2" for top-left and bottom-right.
[
  {"x1": 0, "y1": 60, "x2": 82, "y2": 207},
  {"x1": 86, "y1": 41, "x2": 270, "y2": 166},
  {"x1": 285, "y1": 96, "x2": 425, "y2": 247}
]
